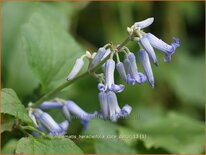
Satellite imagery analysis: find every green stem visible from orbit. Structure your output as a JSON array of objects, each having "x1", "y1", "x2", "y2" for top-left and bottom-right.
[{"x1": 32, "y1": 36, "x2": 131, "y2": 108}]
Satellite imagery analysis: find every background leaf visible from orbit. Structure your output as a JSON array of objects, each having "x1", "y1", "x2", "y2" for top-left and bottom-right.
[
  {"x1": 128, "y1": 106, "x2": 205, "y2": 154},
  {"x1": 1, "y1": 114, "x2": 15, "y2": 133},
  {"x1": 15, "y1": 137, "x2": 83, "y2": 154},
  {"x1": 1, "y1": 88, "x2": 33, "y2": 125},
  {"x1": 22, "y1": 9, "x2": 83, "y2": 92}
]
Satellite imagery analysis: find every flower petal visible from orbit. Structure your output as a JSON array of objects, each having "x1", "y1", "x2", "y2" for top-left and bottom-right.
[
  {"x1": 67, "y1": 58, "x2": 84, "y2": 80},
  {"x1": 139, "y1": 36, "x2": 158, "y2": 65},
  {"x1": 89, "y1": 47, "x2": 107, "y2": 69},
  {"x1": 99, "y1": 92, "x2": 109, "y2": 119},
  {"x1": 39, "y1": 101, "x2": 63, "y2": 109},
  {"x1": 133, "y1": 17, "x2": 154, "y2": 29},
  {"x1": 138, "y1": 49, "x2": 154, "y2": 88}
]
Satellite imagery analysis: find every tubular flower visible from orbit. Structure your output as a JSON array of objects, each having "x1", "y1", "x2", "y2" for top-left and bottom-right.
[
  {"x1": 104, "y1": 59, "x2": 125, "y2": 93},
  {"x1": 123, "y1": 53, "x2": 147, "y2": 85},
  {"x1": 146, "y1": 33, "x2": 180, "y2": 62},
  {"x1": 62, "y1": 100, "x2": 97, "y2": 130},
  {"x1": 32, "y1": 109, "x2": 66, "y2": 136},
  {"x1": 138, "y1": 49, "x2": 154, "y2": 88},
  {"x1": 67, "y1": 57, "x2": 84, "y2": 80},
  {"x1": 98, "y1": 91, "x2": 132, "y2": 122}
]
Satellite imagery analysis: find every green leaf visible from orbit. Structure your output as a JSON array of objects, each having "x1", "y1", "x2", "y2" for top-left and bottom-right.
[
  {"x1": 1, "y1": 139, "x2": 18, "y2": 154},
  {"x1": 1, "y1": 88, "x2": 33, "y2": 125},
  {"x1": 170, "y1": 53, "x2": 204, "y2": 106},
  {"x1": 85, "y1": 119, "x2": 137, "y2": 154},
  {"x1": 129, "y1": 107, "x2": 205, "y2": 154},
  {"x1": 15, "y1": 137, "x2": 83, "y2": 154},
  {"x1": 1, "y1": 114, "x2": 15, "y2": 133},
  {"x1": 22, "y1": 9, "x2": 83, "y2": 92}
]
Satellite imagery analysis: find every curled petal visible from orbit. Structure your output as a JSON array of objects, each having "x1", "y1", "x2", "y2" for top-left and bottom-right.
[
  {"x1": 133, "y1": 17, "x2": 154, "y2": 29},
  {"x1": 120, "y1": 104, "x2": 132, "y2": 117},
  {"x1": 126, "y1": 74, "x2": 135, "y2": 85},
  {"x1": 138, "y1": 50, "x2": 154, "y2": 88},
  {"x1": 98, "y1": 83, "x2": 106, "y2": 92},
  {"x1": 111, "y1": 84, "x2": 125, "y2": 93},
  {"x1": 39, "y1": 101, "x2": 63, "y2": 109},
  {"x1": 99, "y1": 92, "x2": 109, "y2": 119},
  {"x1": 146, "y1": 33, "x2": 180, "y2": 62},
  {"x1": 139, "y1": 36, "x2": 158, "y2": 65},
  {"x1": 67, "y1": 58, "x2": 84, "y2": 80}
]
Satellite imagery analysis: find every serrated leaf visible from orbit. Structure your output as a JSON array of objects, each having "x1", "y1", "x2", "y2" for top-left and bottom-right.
[
  {"x1": 1, "y1": 88, "x2": 33, "y2": 125},
  {"x1": 22, "y1": 10, "x2": 83, "y2": 92},
  {"x1": 129, "y1": 107, "x2": 205, "y2": 154},
  {"x1": 1, "y1": 114, "x2": 15, "y2": 133},
  {"x1": 15, "y1": 137, "x2": 83, "y2": 154}
]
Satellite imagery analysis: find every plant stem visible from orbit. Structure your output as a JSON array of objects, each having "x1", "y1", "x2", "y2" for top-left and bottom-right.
[{"x1": 32, "y1": 36, "x2": 130, "y2": 108}]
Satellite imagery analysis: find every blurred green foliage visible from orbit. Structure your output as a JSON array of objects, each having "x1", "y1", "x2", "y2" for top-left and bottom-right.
[{"x1": 1, "y1": 1, "x2": 205, "y2": 154}]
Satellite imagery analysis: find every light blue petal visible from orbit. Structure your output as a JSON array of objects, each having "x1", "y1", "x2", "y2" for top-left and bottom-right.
[
  {"x1": 39, "y1": 101, "x2": 63, "y2": 109},
  {"x1": 62, "y1": 104, "x2": 71, "y2": 120},
  {"x1": 134, "y1": 17, "x2": 154, "y2": 29},
  {"x1": 67, "y1": 58, "x2": 84, "y2": 80},
  {"x1": 116, "y1": 62, "x2": 127, "y2": 82},
  {"x1": 107, "y1": 91, "x2": 121, "y2": 119},
  {"x1": 99, "y1": 92, "x2": 109, "y2": 119},
  {"x1": 33, "y1": 109, "x2": 62, "y2": 134},
  {"x1": 138, "y1": 50, "x2": 154, "y2": 88},
  {"x1": 105, "y1": 59, "x2": 115, "y2": 90},
  {"x1": 89, "y1": 47, "x2": 107, "y2": 69},
  {"x1": 139, "y1": 36, "x2": 158, "y2": 65}
]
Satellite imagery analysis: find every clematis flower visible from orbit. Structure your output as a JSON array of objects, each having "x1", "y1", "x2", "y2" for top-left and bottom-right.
[
  {"x1": 98, "y1": 91, "x2": 132, "y2": 122},
  {"x1": 62, "y1": 100, "x2": 97, "y2": 130},
  {"x1": 124, "y1": 53, "x2": 147, "y2": 85},
  {"x1": 32, "y1": 109, "x2": 66, "y2": 136},
  {"x1": 139, "y1": 35, "x2": 158, "y2": 65},
  {"x1": 138, "y1": 49, "x2": 154, "y2": 88},
  {"x1": 146, "y1": 33, "x2": 180, "y2": 62},
  {"x1": 104, "y1": 59, "x2": 125, "y2": 93}
]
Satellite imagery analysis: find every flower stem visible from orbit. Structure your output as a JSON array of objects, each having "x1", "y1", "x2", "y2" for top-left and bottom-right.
[{"x1": 32, "y1": 36, "x2": 130, "y2": 108}]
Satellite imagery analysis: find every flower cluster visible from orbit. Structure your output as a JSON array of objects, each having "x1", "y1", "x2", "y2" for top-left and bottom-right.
[
  {"x1": 29, "y1": 100, "x2": 97, "y2": 136},
  {"x1": 29, "y1": 17, "x2": 179, "y2": 136}
]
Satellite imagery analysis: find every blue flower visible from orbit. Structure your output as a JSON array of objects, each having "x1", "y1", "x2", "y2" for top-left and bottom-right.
[
  {"x1": 139, "y1": 35, "x2": 158, "y2": 65},
  {"x1": 89, "y1": 47, "x2": 107, "y2": 70},
  {"x1": 116, "y1": 62, "x2": 127, "y2": 82},
  {"x1": 67, "y1": 57, "x2": 84, "y2": 80},
  {"x1": 138, "y1": 49, "x2": 154, "y2": 88},
  {"x1": 146, "y1": 33, "x2": 180, "y2": 62},
  {"x1": 39, "y1": 101, "x2": 63, "y2": 109},
  {"x1": 62, "y1": 100, "x2": 97, "y2": 130},
  {"x1": 123, "y1": 53, "x2": 147, "y2": 85},
  {"x1": 98, "y1": 91, "x2": 132, "y2": 122},
  {"x1": 32, "y1": 109, "x2": 67, "y2": 136},
  {"x1": 102, "y1": 59, "x2": 125, "y2": 93},
  {"x1": 133, "y1": 17, "x2": 154, "y2": 29}
]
